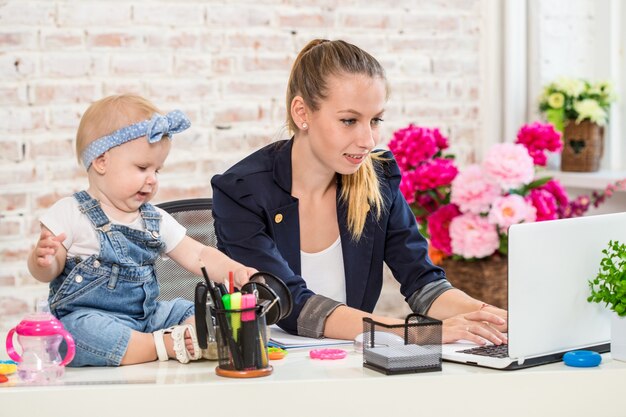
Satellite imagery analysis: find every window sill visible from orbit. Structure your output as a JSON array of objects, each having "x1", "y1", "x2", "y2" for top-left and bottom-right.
[{"x1": 541, "y1": 170, "x2": 626, "y2": 191}]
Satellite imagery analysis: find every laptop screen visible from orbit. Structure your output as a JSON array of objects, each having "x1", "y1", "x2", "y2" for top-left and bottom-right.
[{"x1": 506, "y1": 212, "x2": 625, "y2": 360}]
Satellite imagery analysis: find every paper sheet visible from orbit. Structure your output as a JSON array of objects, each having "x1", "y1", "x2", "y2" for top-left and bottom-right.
[{"x1": 268, "y1": 325, "x2": 353, "y2": 349}]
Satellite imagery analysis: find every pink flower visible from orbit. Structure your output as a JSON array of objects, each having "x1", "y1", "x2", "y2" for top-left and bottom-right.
[
  {"x1": 449, "y1": 213, "x2": 500, "y2": 259},
  {"x1": 451, "y1": 165, "x2": 501, "y2": 214},
  {"x1": 566, "y1": 195, "x2": 591, "y2": 217},
  {"x1": 432, "y1": 128, "x2": 450, "y2": 150},
  {"x1": 399, "y1": 171, "x2": 417, "y2": 204},
  {"x1": 527, "y1": 189, "x2": 559, "y2": 221},
  {"x1": 389, "y1": 122, "x2": 624, "y2": 262},
  {"x1": 515, "y1": 122, "x2": 563, "y2": 166},
  {"x1": 537, "y1": 179, "x2": 569, "y2": 207},
  {"x1": 488, "y1": 194, "x2": 537, "y2": 230},
  {"x1": 413, "y1": 158, "x2": 458, "y2": 191},
  {"x1": 388, "y1": 125, "x2": 445, "y2": 170},
  {"x1": 427, "y1": 204, "x2": 462, "y2": 256},
  {"x1": 482, "y1": 143, "x2": 535, "y2": 190}
]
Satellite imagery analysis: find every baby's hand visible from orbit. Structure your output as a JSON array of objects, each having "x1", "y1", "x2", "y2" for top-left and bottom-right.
[
  {"x1": 34, "y1": 229, "x2": 66, "y2": 268},
  {"x1": 232, "y1": 266, "x2": 258, "y2": 289}
]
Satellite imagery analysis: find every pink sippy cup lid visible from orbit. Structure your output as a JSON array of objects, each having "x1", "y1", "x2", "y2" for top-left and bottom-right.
[
  {"x1": 14, "y1": 301, "x2": 67, "y2": 337},
  {"x1": 15, "y1": 312, "x2": 66, "y2": 336}
]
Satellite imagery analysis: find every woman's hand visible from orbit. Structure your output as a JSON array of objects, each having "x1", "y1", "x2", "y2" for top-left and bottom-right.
[
  {"x1": 481, "y1": 304, "x2": 508, "y2": 332},
  {"x1": 442, "y1": 309, "x2": 508, "y2": 346}
]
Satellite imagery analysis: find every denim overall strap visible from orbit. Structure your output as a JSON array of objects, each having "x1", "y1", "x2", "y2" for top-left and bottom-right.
[
  {"x1": 73, "y1": 191, "x2": 111, "y2": 230},
  {"x1": 139, "y1": 203, "x2": 162, "y2": 241},
  {"x1": 73, "y1": 191, "x2": 118, "y2": 288}
]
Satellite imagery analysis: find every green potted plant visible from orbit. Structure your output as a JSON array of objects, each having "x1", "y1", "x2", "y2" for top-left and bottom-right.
[{"x1": 588, "y1": 240, "x2": 626, "y2": 361}]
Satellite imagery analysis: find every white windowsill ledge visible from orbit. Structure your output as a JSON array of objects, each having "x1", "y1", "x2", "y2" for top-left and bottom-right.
[{"x1": 541, "y1": 170, "x2": 626, "y2": 190}]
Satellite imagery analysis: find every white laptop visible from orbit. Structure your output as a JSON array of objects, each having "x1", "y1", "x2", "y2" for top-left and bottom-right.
[{"x1": 442, "y1": 212, "x2": 626, "y2": 370}]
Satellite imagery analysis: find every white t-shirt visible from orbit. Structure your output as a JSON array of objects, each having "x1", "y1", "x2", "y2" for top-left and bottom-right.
[
  {"x1": 300, "y1": 236, "x2": 346, "y2": 303},
  {"x1": 40, "y1": 197, "x2": 186, "y2": 259}
]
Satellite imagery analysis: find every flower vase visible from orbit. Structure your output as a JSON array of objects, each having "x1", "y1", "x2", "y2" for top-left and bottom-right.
[
  {"x1": 561, "y1": 120, "x2": 604, "y2": 172},
  {"x1": 611, "y1": 314, "x2": 626, "y2": 362},
  {"x1": 440, "y1": 255, "x2": 508, "y2": 309}
]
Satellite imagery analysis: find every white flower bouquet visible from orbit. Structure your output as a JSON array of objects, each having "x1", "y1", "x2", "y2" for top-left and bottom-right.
[{"x1": 539, "y1": 77, "x2": 616, "y2": 131}]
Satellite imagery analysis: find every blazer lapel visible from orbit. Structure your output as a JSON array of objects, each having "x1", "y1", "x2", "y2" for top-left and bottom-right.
[
  {"x1": 270, "y1": 139, "x2": 302, "y2": 274},
  {"x1": 269, "y1": 200, "x2": 301, "y2": 275}
]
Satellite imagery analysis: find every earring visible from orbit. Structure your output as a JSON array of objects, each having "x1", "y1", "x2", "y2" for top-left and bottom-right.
[{"x1": 301, "y1": 122, "x2": 308, "y2": 130}]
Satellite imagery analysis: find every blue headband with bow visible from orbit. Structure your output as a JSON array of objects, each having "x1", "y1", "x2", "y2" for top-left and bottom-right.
[{"x1": 81, "y1": 110, "x2": 191, "y2": 169}]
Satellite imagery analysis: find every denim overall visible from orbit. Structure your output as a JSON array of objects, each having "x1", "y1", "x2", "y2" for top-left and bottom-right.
[{"x1": 49, "y1": 191, "x2": 193, "y2": 367}]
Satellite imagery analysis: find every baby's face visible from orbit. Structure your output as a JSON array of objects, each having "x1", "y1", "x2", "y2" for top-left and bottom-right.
[{"x1": 100, "y1": 137, "x2": 171, "y2": 214}]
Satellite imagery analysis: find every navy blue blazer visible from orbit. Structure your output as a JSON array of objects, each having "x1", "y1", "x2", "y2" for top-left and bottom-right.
[{"x1": 211, "y1": 139, "x2": 446, "y2": 334}]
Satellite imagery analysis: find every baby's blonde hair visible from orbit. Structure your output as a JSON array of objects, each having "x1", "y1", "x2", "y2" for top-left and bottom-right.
[
  {"x1": 75, "y1": 94, "x2": 162, "y2": 165},
  {"x1": 286, "y1": 39, "x2": 388, "y2": 240}
]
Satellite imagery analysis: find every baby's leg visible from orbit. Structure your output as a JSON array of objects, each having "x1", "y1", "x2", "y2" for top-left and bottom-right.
[
  {"x1": 60, "y1": 309, "x2": 133, "y2": 367},
  {"x1": 122, "y1": 316, "x2": 197, "y2": 365}
]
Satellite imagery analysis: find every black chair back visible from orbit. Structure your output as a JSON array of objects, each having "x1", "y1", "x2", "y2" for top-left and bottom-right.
[{"x1": 155, "y1": 198, "x2": 215, "y2": 302}]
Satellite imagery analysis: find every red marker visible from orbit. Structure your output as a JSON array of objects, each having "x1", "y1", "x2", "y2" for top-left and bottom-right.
[{"x1": 229, "y1": 271, "x2": 234, "y2": 294}]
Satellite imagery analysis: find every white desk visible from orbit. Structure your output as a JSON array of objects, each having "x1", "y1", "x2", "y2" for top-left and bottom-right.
[{"x1": 1, "y1": 347, "x2": 625, "y2": 417}]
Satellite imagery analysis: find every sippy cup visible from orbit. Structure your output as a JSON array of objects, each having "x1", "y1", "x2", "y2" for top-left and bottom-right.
[{"x1": 5, "y1": 301, "x2": 75, "y2": 383}]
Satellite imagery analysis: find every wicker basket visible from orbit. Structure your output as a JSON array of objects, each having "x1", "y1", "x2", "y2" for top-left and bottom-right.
[
  {"x1": 561, "y1": 119, "x2": 604, "y2": 172},
  {"x1": 440, "y1": 255, "x2": 508, "y2": 309}
]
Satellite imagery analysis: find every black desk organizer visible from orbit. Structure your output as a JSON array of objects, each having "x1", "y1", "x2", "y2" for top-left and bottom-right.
[
  {"x1": 362, "y1": 313, "x2": 442, "y2": 375},
  {"x1": 214, "y1": 304, "x2": 272, "y2": 378}
]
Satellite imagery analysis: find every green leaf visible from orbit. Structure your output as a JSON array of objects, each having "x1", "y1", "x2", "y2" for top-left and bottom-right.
[
  {"x1": 588, "y1": 240, "x2": 626, "y2": 315},
  {"x1": 526, "y1": 177, "x2": 553, "y2": 190},
  {"x1": 546, "y1": 108, "x2": 565, "y2": 132}
]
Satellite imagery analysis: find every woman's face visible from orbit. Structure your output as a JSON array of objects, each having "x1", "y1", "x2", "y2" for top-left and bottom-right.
[{"x1": 305, "y1": 72, "x2": 387, "y2": 176}]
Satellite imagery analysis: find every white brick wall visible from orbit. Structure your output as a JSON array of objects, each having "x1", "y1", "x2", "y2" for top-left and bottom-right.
[
  {"x1": 535, "y1": 0, "x2": 604, "y2": 87},
  {"x1": 0, "y1": 0, "x2": 486, "y2": 329}
]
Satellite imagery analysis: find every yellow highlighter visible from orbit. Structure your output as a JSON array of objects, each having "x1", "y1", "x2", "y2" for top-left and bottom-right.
[{"x1": 230, "y1": 292, "x2": 242, "y2": 342}]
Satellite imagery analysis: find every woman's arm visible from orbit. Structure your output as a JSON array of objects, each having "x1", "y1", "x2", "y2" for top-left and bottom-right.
[
  {"x1": 323, "y1": 305, "x2": 403, "y2": 340},
  {"x1": 322, "y1": 292, "x2": 507, "y2": 344}
]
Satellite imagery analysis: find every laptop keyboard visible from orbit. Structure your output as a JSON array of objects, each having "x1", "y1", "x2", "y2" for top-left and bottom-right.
[{"x1": 459, "y1": 344, "x2": 509, "y2": 358}]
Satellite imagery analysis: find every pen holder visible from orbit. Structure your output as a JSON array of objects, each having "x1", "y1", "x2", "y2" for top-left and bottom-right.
[
  {"x1": 362, "y1": 313, "x2": 442, "y2": 375},
  {"x1": 214, "y1": 305, "x2": 273, "y2": 378}
]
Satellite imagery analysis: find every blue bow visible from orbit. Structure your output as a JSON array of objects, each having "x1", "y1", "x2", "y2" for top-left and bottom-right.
[
  {"x1": 81, "y1": 110, "x2": 192, "y2": 169},
  {"x1": 145, "y1": 110, "x2": 192, "y2": 144}
]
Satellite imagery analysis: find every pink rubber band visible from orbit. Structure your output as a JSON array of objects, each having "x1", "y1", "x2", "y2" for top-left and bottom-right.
[{"x1": 309, "y1": 348, "x2": 347, "y2": 360}]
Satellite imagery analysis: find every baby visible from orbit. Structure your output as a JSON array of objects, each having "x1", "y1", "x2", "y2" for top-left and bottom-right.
[{"x1": 28, "y1": 94, "x2": 256, "y2": 366}]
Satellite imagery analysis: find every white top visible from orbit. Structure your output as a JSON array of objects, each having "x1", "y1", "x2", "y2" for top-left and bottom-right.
[
  {"x1": 40, "y1": 197, "x2": 186, "y2": 259},
  {"x1": 300, "y1": 236, "x2": 346, "y2": 303}
]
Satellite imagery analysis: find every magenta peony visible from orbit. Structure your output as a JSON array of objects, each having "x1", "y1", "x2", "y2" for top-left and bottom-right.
[
  {"x1": 413, "y1": 158, "x2": 458, "y2": 191},
  {"x1": 427, "y1": 204, "x2": 462, "y2": 255},
  {"x1": 527, "y1": 189, "x2": 559, "y2": 221},
  {"x1": 515, "y1": 122, "x2": 563, "y2": 166},
  {"x1": 388, "y1": 125, "x2": 443, "y2": 171}
]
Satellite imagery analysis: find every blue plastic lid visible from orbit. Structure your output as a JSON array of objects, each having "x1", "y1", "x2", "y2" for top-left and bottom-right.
[{"x1": 563, "y1": 350, "x2": 602, "y2": 367}]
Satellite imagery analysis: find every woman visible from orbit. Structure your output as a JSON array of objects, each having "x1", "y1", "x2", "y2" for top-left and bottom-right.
[{"x1": 211, "y1": 39, "x2": 507, "y2": 345}]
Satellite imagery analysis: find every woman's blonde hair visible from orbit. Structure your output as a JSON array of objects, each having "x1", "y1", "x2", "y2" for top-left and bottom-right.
[
  {"x1": 75, "y1": 94, "x2": 161, "y2": 165},
  {"x1": 286, "y1": 39, "x2": 388, "y2": 240}
]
